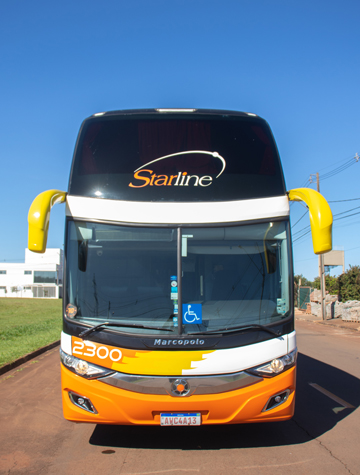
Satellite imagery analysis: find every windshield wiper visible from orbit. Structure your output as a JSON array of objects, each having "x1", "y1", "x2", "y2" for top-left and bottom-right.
[
  {"x1": 79, "y1": 321, "x2": 174, "y2": 339},
  {"x1": 187, "y1": 324, "x2": 281, "y2": 337}
]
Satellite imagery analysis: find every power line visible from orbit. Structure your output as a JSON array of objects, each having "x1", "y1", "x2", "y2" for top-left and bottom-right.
[
  {"x1": 308, "y1": 153, "x2": 359, "y2": 185},
  {"x1": 291, "y1": 210, "x2": 308, "y2": 228},
  {"x1": 292, "y1": 210, "x2": 360, "y2": 247},
  {"x1": 292, "y1": 229, "x2": 311, "y2": 243},
  {"x1": 292, "y1": 203, "x2": 360, "y2": 236},
  {"x1": 291, "y1": 153, "x2": 359, "y2": 211},
  {"x1": 334, "y1": 210, "x2": 360, "y2": 221},
  {"x1": 293, "y1": 152, "x2": 360, "y2": 195},
  {"x1": 316, "y1": 153, "x2": 358, "y2": 173},
  {"x1": 300, "y1": 178, "x2": 311, "y2": 188},
  {"x1": 345, "y1": 245, "x2": 360, "y2": 251},
  {"x1": 295, "y1": 256, "x2": 318, "y2": 263},
  {"x1": 328, "y1": 198, "x2": 360, "y2": 203},
  {"x1": 292, "y1": 225, "x2": 310, "y2": 237},
  {"x1": 333, "y1": 205, "x2": 360, "y2": 217},
  {"x1": 320, "y1": 158, "x2": 356, "y2": 181},
  {"x1": 338, "y1": 220, "x2": 360, "y2": 229},
  {"x1": 320, "y1": 158, "x2": 354, "y2": 177}
]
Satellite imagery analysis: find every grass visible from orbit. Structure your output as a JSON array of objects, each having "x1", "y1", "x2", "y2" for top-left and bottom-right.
[{"x1": 0, "y1": 298, "x2": 62, "y2": 367}]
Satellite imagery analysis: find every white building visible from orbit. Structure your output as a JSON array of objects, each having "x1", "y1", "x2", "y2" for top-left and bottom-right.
[{"x1": 0, "y1": 249, "x2": 63, "y2": 299}]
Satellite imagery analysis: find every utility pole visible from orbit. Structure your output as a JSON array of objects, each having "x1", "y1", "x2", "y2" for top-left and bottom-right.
[
  {"x1": 308, "y1": 154, "x2": 359, "y2": 319},
  {"x1": 310, "y1": 172, "x2": 326, "y2": 320}
]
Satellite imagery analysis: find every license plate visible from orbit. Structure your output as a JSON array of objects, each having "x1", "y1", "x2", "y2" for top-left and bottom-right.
[{"x1": 160, "y1": 413, "x2": 201, "y2": 426}]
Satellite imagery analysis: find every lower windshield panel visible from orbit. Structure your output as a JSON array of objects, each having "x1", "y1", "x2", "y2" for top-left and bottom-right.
[
  {"x1": 181, "y1": 222, "x2": 291, "y2": 334},
  {"x1": 65, "y1": 221, "x2": 177, "y2": 334},
  {"x1": 65, "y1": 220, "x2": 291, "y2": 335}
]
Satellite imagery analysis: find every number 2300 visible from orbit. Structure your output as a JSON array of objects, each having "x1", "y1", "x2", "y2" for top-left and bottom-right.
[{"x1": 73, "y1": 340, "x2": 122, "y2": 362}]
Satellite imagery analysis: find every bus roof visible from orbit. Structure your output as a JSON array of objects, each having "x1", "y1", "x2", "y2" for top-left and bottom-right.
[{"x1": 88, "y1": 109, "x2": 260, "y2": 119}]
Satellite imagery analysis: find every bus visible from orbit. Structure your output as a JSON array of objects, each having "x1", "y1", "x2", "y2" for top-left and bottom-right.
[{"x1": 28, "y1": 109, "x2": 332, "y2": 426}]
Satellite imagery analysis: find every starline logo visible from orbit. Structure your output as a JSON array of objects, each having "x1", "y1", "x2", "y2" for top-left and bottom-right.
[{"x1": 129, "y1": 150, "x2": 226, "y2": 188}]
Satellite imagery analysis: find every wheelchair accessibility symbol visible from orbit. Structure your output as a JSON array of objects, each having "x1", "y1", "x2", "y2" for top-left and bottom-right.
[{"x1": 182, "y1": 304, "x2": 202, "y2": 324}]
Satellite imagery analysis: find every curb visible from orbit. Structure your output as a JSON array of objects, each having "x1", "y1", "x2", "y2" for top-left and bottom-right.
[
  {"x1": 296, "y1": 316, "x2": 360, "y2": 332},
  {"x1": 316, "y1": 321, "x2": 360, "y2": 332},
  {"x1": 0, "y1": 340, "x2": 60, "y2": 376}
]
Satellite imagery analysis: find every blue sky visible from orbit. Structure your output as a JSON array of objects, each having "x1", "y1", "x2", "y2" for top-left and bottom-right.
[{"x1": 1, "y1": 0, "x2": 359, "y2": 281}]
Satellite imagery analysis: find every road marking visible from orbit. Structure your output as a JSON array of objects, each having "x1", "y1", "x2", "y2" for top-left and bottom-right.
[
  {"x1": 238, "y1": 459, "x2": 313, "y2": 469},
  {"x1": 309, "y1": 383, "x2": 355, "y2": 413},
  {"x1": 121, "y1": 471, "x2": 200, "y2": 475}
]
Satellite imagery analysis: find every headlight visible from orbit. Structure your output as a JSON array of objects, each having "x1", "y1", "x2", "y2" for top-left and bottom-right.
[
  {"x1": 247, "y1": 349, "x2": 297, "y2": 377},
  {"x1": 60, "y1": 348, "x2": 115, "y2": 379}
]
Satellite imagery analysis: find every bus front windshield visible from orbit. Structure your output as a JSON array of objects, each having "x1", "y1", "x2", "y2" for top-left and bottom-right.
[{"x1": 65, "y1": 220, "x2": 291, "y2": 335}]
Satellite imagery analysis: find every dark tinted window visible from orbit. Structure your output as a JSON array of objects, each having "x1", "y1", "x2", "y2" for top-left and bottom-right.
[
  {"x1": 34, "y1": 271, "x2": 57, "y2": 283},
  {"x1": 69, "y1": 113, "x2": 285, "y2": 202}
]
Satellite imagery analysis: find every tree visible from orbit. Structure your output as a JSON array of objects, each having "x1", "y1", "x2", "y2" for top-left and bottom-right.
[
  {"x1": 312, "y1": 274, "x2": 340, "y2": 296},
  {"x1": 325, "y1": 275, "x2": 339, "y2": 295},
  {"x1": 294, "y1": 274, "x2": 312, "y2": 287},
  {"x1": 295, "y1": 267, "x2": 360, "y2": 302},
  {"x1": 312, "y1": 276, "x2": 320, "y2": 290},
  {"x1": 338, "y1": 265, "x2": 360, "y2": 302}
]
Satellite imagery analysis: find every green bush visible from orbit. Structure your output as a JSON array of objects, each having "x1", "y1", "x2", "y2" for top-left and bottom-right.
[
  {"x1": 311, "y1": 275, "x2": 339, "y2": 294},
  {"x1": 303, "y1": 265, "x2": 360, "y2": 303},
  {"x1": 338, "y1": 265, "x2": 360, "y2": 302}
]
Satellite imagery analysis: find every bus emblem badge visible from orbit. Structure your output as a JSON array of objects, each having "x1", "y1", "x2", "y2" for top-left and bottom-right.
[{"x1": 171, "y1": 379, "x2": 190, "y2": 397}]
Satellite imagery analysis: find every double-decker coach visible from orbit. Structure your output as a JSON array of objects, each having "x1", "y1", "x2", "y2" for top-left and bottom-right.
[{"x1": 28, "y1": 109, "x2": 332, "y2": 426}]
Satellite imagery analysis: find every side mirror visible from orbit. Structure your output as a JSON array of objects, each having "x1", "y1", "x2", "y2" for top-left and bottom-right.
[
  {"x1": 28, "y1": 190, "x2": 67, "y2": 253},
  {"x1": 288, "y1": 188, "x2": 333, "y2": 254}
]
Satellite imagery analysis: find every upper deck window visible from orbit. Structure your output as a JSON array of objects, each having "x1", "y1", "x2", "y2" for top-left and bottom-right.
[{"x1": 69, "y1": 112, "x2": 286, "y2": 202}]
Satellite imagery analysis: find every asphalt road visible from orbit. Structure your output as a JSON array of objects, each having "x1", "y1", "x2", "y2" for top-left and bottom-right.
[{"x1": 0, "y1": 319, "x2": 359, "y2": 475}]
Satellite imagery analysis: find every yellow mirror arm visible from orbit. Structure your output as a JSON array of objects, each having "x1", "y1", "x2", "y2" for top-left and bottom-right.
[
  {"x1": 28, "y1": 190, "x2": 67, "y2": 253},
  {"x1": 288, "y1": 188, "x2": 333, "y2": 255}
]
